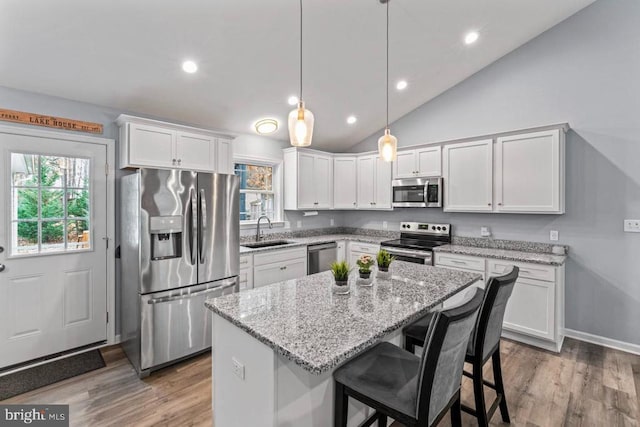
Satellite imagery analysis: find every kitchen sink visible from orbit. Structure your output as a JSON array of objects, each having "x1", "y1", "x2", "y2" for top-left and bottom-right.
[{"x1": 241, "y1": 240, "x2": 294, "y2": 249}]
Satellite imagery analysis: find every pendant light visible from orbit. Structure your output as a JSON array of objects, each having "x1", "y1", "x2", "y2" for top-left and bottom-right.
[
  {"x1": 378, "y1": 0, "x2": 397, "y2": 162},
  {"x1": 288, "y1": 0, "x2": 314, "y2": 147}
]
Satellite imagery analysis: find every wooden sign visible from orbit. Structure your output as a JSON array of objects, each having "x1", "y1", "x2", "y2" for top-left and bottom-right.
[{"x1": 0, "y1": 108, "x2": 103, "y2": 134}]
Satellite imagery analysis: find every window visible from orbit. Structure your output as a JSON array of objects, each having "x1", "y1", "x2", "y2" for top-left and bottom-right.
[
  {"x1": 234, "y1": 161, "x2": 280, "y2": 223},
  {"x1": 10, "y1": 153, "x2": 91, "y2": 255}
]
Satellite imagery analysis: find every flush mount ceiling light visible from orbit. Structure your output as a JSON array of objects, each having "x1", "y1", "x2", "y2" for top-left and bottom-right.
[
  {"x1": 182, "y1": 60, "x2": 198, "y2": 73},
  {"x1": 254, "y1": 118, "x2": 279, "y2": 135},
  {"x1": 287, "y1": 96, "x2": 299, "y2": 106},
  {"x1": 377, "y1": 0, "x2": 398, "y2": 163},
  {"x1": 346, "y1": 115, "x2": 357, "y2": 125},
  {"x1": 288, "y1": 0, "x2": 314, "y2": 147},
  {"x1": 396, "y1": 80, "x2": 408, "y2": 90},
  {"x1": 464, "y1": 31, "x2": 479, "y2": 45}
]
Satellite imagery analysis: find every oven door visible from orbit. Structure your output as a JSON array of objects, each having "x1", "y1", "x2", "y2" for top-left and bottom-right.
[{"x1": 382, "y1": 247, "x2": 433, "y2": 265}]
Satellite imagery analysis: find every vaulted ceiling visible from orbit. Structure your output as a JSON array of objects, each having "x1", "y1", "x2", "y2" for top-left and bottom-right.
[{"x1": 0, "y1": 0, "x2": 595, "y2": 151}]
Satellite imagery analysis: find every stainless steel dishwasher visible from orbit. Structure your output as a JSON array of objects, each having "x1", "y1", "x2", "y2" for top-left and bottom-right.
[{"x1": 307, "y1": 242, "x2": 338, "y2": 274}]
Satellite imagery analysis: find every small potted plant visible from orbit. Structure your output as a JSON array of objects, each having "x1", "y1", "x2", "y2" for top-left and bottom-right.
[
  {"x1": 330, "y1": 261, "x2": 351, "y2": 295},
  {"x1": 376, "y1": 249, "x2": 395, "y2": 279},
  {"x1": 356, "y1": 254, "x2": 375, "y2": 280}
]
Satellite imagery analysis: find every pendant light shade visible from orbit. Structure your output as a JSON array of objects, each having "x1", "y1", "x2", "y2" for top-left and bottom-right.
[
  {"x1": 288, "y1": 101, "x2": 314, "y2": 147},
  {"x1": 378, "y1": 0, "x2": 397, "y2": 162},
  {"x1": 289, "y1": 0, "x2": 314, "y2": 147},
  {"x1": 378, "y1": 128, "x2": 397, "y2": 162}
]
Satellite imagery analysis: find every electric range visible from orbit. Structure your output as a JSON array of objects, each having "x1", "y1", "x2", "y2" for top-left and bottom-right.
[{"x1": 380, "y1": 222, "x2": 451, "y2": 265}]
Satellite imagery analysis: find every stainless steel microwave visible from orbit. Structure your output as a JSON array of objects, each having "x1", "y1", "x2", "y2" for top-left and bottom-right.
[{"x1": 392, "y1": 177, "x2": 442, "y2": 208}]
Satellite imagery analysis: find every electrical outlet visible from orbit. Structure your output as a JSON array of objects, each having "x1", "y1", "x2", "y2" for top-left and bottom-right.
[
  {"x1": 480, "y1": 227, "x2": 491, "y2": 237},
  {"x1": 624, "y1": 219, "x2": 640, "y2": 233},
  {"x1": 232, "y1": 357, "x2": 245, "y2": 380},
  {"x1": 550, "y1": 230, "x2": 559, "y2": 241},
  {"x1": 330, "y1": 218, "x2": 335, "y2": 226},
  {"x1": 382, "y1": 221, "x2": 388, "y2": 230},
  {"x1": 296, "y1": 220, "x2": 302, "y2": 228}
]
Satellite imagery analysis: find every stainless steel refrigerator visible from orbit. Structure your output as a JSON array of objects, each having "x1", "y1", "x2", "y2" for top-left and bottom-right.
[{"x1": 120, "y1": 169, "x2": 239, "y2": 377}]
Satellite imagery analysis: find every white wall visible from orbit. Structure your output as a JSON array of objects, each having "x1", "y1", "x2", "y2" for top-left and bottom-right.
[{"x1": 346, "y1": 0, "x2": 640, "y2": 345}]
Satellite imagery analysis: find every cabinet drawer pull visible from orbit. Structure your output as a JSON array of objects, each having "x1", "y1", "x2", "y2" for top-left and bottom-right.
[
  {"x1": 488, "y1": 203, "x2": 492, "y2": 206},
  {"x1": 451, "y1": 260, "x2": 466, "y2": 265}
]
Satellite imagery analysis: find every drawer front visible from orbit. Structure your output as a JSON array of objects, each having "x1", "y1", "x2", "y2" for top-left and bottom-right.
[
  {"x1": 434, "y1": 253, "x2": 485, "y2": 272},
  {"x1": 488, "y1": 259, "x2": 555, "y2": 282},
  {"x1": 253, "y1": 247, "x2": 307, "y2": 267},
  {"x1": 348, "y1": 242, "x2": 379, "y2": 254},
  {"x1": 503, "y1": 277, "x2": 555, "y2": 341},
  {"x1": 240, "y1": 254, "x2": 253, "y2": 269},
  {"x1": 253, "y1": 257, "x2": 307, "y2": 288}
]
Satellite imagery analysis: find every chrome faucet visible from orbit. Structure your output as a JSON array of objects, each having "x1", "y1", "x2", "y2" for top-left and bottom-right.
[{"x1": 256, "y1": 215, "x2": 272, "y2": 242}]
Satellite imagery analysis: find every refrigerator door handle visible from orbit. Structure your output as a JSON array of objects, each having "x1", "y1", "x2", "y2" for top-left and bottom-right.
[
  {"x1": 146, "y1": 280, "x2": 237, "y2": 304},
  {"x1": 187, "y1": 189, "x2": 197, "y2": 265},
  {"x1": 199, "y1": 189, "x2": 207, "y2": 264}
]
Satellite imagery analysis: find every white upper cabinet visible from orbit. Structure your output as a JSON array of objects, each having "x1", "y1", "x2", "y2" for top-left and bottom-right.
[
  {"x1": 216, "y1": 138, "x2": 234, "y2": 174},
  {"x1": 357, "y1": 155, "x2": 392, "y2": 210},
  {"x1": 394, "y1": 146, "x2": 442, "y2": 179},
  {"x1": 176, "y1": 131, "x2": 215, "y2": 171},
  {"x1": 443, "y1": 127, "x2": 565, "y2": 214},
  {"x1": 333, "y1": 157, "x2": 357, "y2": 209},
  {"x1": 443, "y1": 139, "x2": 494, "y2": 212},
  {"x1": 495, "y1": 129, "x2": 564, "y2": 213},
  {"x1": 117, "y1": 115, "x2": 234, "y2": 173},
  {"x1": 127, "y1": 123, "x2": 175, "y2": 169},
  {"x1": 283, "y1": 149, "x2": 334, "y2": 210}
]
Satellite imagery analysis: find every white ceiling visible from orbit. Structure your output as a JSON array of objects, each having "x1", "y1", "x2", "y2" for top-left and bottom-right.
[{"x1": 0, "y1": 0, "x2": 595, "y2": 151}]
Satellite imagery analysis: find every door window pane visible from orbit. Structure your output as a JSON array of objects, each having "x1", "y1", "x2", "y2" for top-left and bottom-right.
[{"x1": 10, "y1": 152, "x2": 91, "y2": 256}]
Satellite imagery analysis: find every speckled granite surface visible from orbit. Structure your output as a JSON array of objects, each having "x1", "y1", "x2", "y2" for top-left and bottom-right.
[
  {"x1": 451, "y1": 236, "x2": 567, "y2": 254},
  {"x1": 434, "y1": 244, "x2": 566, "y2": 266},
  {"x1": 240, "y1": 233, "x2": 394, "y2": 254},
  {"x1": 205, "y1": 261, "x2": 480, "y2": 374}
]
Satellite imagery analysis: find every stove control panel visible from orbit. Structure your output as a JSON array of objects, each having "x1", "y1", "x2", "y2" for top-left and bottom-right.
[{"x1": 400, "y1": 222, "x2": 450, "y2": 235}]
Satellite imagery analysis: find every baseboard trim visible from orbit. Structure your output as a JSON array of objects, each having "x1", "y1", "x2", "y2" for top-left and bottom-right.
[{"x1": 564, "y1": 328, "x2": 640, "y2": 356}]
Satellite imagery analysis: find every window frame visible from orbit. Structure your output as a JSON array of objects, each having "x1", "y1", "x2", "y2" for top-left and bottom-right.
[{"x1": 233, "y1": 154, "x2": 284, "y2": 229}]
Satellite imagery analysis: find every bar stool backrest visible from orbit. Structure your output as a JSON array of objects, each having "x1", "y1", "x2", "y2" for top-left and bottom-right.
[{"x1": 416, "y1": 288, "x2": 484, "y2": 425}]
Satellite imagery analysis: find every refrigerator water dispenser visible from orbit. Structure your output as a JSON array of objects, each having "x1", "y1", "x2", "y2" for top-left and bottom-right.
[{"x1": 149, "y1": 216, "x2": 183, "y2": 260}]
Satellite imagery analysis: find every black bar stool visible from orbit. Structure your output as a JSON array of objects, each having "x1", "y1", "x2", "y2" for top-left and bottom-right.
[
  {"x1": 403, "y1": 267, "x2": 519, "y2": 427},
  {"x1": 333, "y1": 288, "x2": 484, "y2": 427}
]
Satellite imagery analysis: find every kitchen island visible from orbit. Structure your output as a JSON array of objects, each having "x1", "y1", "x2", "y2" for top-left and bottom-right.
[{"x1": 205, "y1": 261, "x2": 481, "y2": 427}]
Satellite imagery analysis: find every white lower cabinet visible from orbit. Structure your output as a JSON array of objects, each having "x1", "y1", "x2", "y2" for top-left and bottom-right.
[
  {"x1": 239, "y1": 254, "x2": 254, "y2": 291},
  {"x1": 336, "y1": 241, "x2": 346, "y2": 263},
  {"x1": 434, "y1": 252, "x2": 564, "y2": 352},
  {"x1": 347, "y1": 242, "x2": 379, "y2": 267},
  {"x1": 252, "y1": 247, "x2": 307, "y2": 288}
]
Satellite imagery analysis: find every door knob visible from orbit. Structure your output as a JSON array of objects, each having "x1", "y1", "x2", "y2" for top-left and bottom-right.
[{"x1": 0, "y1": 264, "x2": 5, "y2": 272}]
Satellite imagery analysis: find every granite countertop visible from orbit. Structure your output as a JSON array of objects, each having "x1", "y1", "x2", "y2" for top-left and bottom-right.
[
  {"x1": 240, "y1": 234, "x2": 389, "y2": 254},
  {"x1": 433, "y1": 244, "x2": 566, "y2": 266},
  {"x1": 205, "y1": 261, "x2": 481, "y2": 375}
]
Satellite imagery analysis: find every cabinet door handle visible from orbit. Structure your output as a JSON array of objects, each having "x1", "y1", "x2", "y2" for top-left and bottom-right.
[
  {"x1": 172, "y1": 158, "x2": 177, "y2": 165},
  {"x1": 488, "y1": 203, "x2": 492, "y2": 206},
  {"x1": 178, "y1": 159, "x2": 182, "y2": 165},
  {"x1": 353, "y1": 202, "x2": 356, "y2": 206}
]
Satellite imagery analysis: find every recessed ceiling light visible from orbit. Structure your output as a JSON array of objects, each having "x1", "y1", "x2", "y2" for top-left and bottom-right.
[
  {"x1": 287, "y1": 96, "x2": 299, "y2": 106},
  {"x1": 182, "y1": 60, "x2": 198, "y2": 73},
  {"x1": 396, "y1": 80, "x2": 408, "y2": 90},
  {"x1": 346, "y1": 115, "x2": 357, "y2": 125},
  {"x1": 254, "y1": 118, "x2": 279, "y2": 135},
  {"x1": 464, "y1": 31, "x2": 479, "y2": 45}
]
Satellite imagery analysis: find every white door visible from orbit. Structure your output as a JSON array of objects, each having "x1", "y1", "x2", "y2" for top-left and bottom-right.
[
  {"x1": 216, "y1": 138, "x2": 233, "y2": 174},
  {"x1": 394, "y1": 151, "x2": 416, "y2": 179},
  {"x1": 128, "y1": 123, "x2": 175, "y2": 168},
  {"x1": 333, "y1": 157, "x2": 357, "y2": 209},
  {"x1": 0, "y1": 132, "x2": 108, "y2": 369},
  {"x1": 495, "y1": 130, "x2": 562, "y2": 213},
  {"x1": 356, "y1": 156, "x2": 375, "y2": 209},
  {"x1": 374, "y1": 156, "x2": 392, "y2": 209},
  {"x1": 297, "y1": 153, "x2": 316, "y2": 209},
  {"x1": 176, "y1": 132, "x2": 215, "y2": 171},
  {"x1": 416, "y1": 146, "x2": 442, "y2": 177},
  {"x1": 443, "y1": 139, "x2": 494, "y2": 212},
  {"x1": 314, "y1": 155, "x2": 333, "y2": 209}
]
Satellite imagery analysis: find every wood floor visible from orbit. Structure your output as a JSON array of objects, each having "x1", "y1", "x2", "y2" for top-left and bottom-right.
[{"x1": 3, "y1": 338, "x2": 640, "y2": 426}]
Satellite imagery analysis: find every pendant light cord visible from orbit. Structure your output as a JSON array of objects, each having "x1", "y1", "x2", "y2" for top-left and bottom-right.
[
  {"x1": 299, "y1": 0, "x2": 303, "y2": 101},
  {"x1": 385, "y1": 0, "x2": 389, "y2": 129}
]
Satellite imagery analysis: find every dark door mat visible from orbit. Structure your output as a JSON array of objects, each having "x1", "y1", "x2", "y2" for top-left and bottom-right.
[{"x1": 0, "y1": 350, "x2": 106, "y2": 401}]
